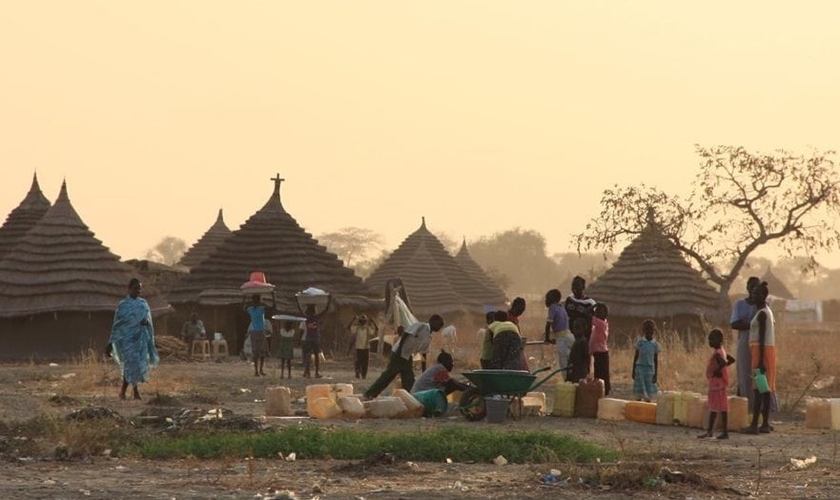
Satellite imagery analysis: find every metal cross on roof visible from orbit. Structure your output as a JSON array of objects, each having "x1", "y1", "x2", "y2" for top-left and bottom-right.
[{"x1": 270, "y1": 174, "x2": 285, "y2": 194}]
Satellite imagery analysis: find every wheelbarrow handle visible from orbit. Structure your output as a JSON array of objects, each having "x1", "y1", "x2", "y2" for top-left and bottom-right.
[{"x1": 530, "y1": 366, "x2": 552, "y2": 376}]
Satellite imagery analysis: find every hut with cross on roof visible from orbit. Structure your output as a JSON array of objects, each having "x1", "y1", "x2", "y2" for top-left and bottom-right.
[{"x1": 167, "y1": 175, "x2": 379, "y2": 354}]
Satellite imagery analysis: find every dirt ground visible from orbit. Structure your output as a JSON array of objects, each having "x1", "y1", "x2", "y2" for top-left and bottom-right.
[{"x1": 0, "y1": 353, "x2": 838, "y2": 500}]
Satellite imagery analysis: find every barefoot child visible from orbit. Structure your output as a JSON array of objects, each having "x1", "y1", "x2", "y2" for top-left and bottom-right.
[
  {"x1": 277, "y1": 320, "x2": 296, "y2": 379},
  {"x1": 590, "y1": 303, "x2": 610, "y2": 395},
  {"x1": 632, "y1": 320, "x2": 660, "y2": 402},
  {"x1": 699, "y1": 329, "x2": 736, "y2": 439}
]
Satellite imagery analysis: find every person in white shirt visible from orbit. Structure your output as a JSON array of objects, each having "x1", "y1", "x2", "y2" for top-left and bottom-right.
[{"x1": 363, "y1": 314, "x2": 444, "y2": 399}]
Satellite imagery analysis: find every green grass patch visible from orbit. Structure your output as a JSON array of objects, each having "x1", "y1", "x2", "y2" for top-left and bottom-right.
[{"x1": 136, "y1": 426, "x2": 616, "y2": 464}]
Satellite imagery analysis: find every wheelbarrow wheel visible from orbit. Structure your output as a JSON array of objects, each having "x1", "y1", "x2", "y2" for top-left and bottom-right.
[{"x1": 459, "y1": 386, "x2": 486, "y2": 421}]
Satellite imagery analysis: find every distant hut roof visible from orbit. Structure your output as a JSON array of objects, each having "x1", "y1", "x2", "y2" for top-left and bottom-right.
[
  {"x1": 167, "y1": 175, "x2": 376, "y2": 309},
  {"x1": 454, "y1": 238, "x2": 507, "y2": 304},
  {"x1": 124, "y1": 258, "x2": 189, "y2": 296},
  {"x1": 0, "y1": 173, "x2": 51, "y2": 259},
  {"x1": 365, "y1": 219, "x2": 502, "y2": 317},
  {"x1": 586, "y1": 219, "x2": 720, "y2": 320},
  {"x1": 179, "y1": 208, "x2": 232, "y2": 269},
  {"x1": 0, "y1": 181, "x2": 170, "y2": 318},
  {"x1": 761, "y1": 268, "x2": 795, "y2": 300}
]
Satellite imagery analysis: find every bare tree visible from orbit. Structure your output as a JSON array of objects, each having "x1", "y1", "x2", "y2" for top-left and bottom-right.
[
  {"x1": 144, "y1": 236, "x2": 188, "y2": 266},
  {"x1": 574, "y1": 145, "x2": 840, "y2": 308},
  {"x1": 317, "y1": 227, "x2": 383, "y2": 267}
]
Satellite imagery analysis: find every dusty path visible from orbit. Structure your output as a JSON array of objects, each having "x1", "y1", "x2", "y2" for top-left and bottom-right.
[{"x1": 0, "y1": 357, "x2": 837, "y2": 499}]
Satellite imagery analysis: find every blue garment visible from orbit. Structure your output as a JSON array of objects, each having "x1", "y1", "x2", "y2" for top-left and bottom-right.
[
  {"x1": 547, "y1": 303, "x2": 569, "y2": 333},
  {"x1": 109, "y1": 295, "x2": 159, "y2": 385},
  {"x1": 246, "y1": 305, "x2": 266, "y2": 332},
  {"x1": 633, "y1": 337, "x2": 660, "y2": 400}
]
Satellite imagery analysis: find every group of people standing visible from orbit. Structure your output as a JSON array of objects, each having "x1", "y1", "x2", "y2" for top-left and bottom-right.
[
  {"x1": 543, "y1": 276, "x2": 613, "y2": 395},
  {"x1": 106, "y1": 273, "x2": 779, "y2": 440}
]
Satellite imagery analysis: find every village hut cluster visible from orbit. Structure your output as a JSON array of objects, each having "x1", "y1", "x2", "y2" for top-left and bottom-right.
[{"x1": 0, "y1": 173, "x2": 823, "y2": 362}]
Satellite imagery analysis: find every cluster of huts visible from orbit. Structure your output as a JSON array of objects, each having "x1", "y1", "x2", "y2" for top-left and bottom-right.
[{"x1": 0, "y1": 174, "x2": 819, "y2": 360}]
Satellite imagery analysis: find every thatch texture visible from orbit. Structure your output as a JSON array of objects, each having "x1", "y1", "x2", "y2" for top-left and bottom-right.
[
  {"x1": 454, "y1": 239, "x2": 507, "y2": 306},
  {"x1": 0, "y1": 181, "x2": 171, "y2": 318},
  {"x1": 761, "y1": 268, "x2": 795, "y2": 300},
  {"x1": 0, "y1": 173, "x2": 51, "y2": 259},
  {"x1": 365, "y1": 219, "x2": 502, "y2": 317},
  {"x1": 585, "y1": 223, "x2": 720, "y2": 322},
  {"x1": 168, "y1": 178, "x2": 375, "y2": 308},
  {"x1": 124, "y1": 259, "x2": 189, "y2": 296},
  {"x1": 179, "y1": 208, "x2": 232, "y2": 269},
  {"x1": 167, "y1": 177, "x2": 378, "y2": 354}
]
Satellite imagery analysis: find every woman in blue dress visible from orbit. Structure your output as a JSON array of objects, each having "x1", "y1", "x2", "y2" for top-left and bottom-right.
[{"x1": 109, "y1": 278, "x2": 159, "y2": 400}]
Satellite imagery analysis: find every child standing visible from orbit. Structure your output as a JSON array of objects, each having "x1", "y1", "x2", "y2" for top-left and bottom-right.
[
  {"x1": 277, "y1": 320, "x2": 296, "y2": 379},
  {"x1": 632, "y1": 319, "x2": 661, "y2": 402},
  {"x1": 567, "y1": 318, "x2": 590, "y2": 383},
  {"x1": 589, "y1": 303, "x2": 610, "y2": 395},
  {"x1": 699, "y1": 329, "x2": 736, "y2": 439}
]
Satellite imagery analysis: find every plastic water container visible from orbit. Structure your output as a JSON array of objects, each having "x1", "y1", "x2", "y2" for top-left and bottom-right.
[
  {"x1": 551, "y1": 382, "x2": 577, "y2": 417},
  {"x1": 265, "y1": 386, "x2": 292, "y2": 416},
  {"x1": 392, "y1": 389, "x2": 425, "y2": 418},
  {"x1": 305, "y1": 384, "x2": 334, "y2": 415},
  {"x1": 830, "y1": 399, "x2": 840, "y2": 430},
  {"x1": 753, "y1": 369, "x2": 770, "y2": 394},
  {"x1": 485, "y1": 397, "x2": 511, "y2": 424},
  {"x1": 728, "y1": 396, "x2": 749, "y2": 430},
  {"x1": 597, "y1": 398, "x2": 627, "y2": 421},
  {"x1": 655, "y1": 391, "x2": 676, "y2": 425},
  {"x1": 309, "y1": 396, "x2": 342, "y2": 419},
  {"x1": 687, "y1": 395, "x2": 708, "y2": 429},
  {"x1": 333, "y1": 383, "x2": 354, "y2": 400},
  {"x1": 673, "y1": 392, "x2": 701, "y2": 426},
  {"x1": 337, "y1": 396, "x2": 366, "y2": 419},
  {"x1": 625, "y1": 401, "x2": 657, "y2": 424},
  {"x1": 575, "y1": 378, "x2": 605, "y2": 418},
  {"x1": 413, "y1": 389, "x2": 448, "y2": 417},
  {"x1": 364, "y1": 397, "x2": 408, "y2": 418},
  {"x1": 519, "y1": 391, "x2": 546, "y2": 416},
  {"x1": 805, "y1": 398, "x2": 832, "y2": 429}
]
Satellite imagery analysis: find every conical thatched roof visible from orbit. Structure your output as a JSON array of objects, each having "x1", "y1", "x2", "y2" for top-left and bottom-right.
[
  {"x1": 179, "y1": 208, "x2": 232, "y2": 269},
  {"x1": 0, "y1": 181, "x2": 170, "y2": 318},
  {"x1": 167, "y1": 175, "x2": 375, "y2": 309},
  {"x1": 365, "y1": 219, "x2": 501, "y2": 317},
  {"x1": 0, "y1": 173, "x2": 51, "y2": 259},
  {"x1": 586, "y1": 221, "x2": 720, "y2": 320},
  {"x1": 761, "y1": 268, "x2": 795, "y2": 300},
  {"x1": 454, "y1": 239, "x2": 507, "y2": 305}
]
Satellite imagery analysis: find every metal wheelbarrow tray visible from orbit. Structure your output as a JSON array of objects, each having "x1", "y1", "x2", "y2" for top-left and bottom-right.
[{"x1": 458, "y1": 367, "x2": 564, "y2": 421}]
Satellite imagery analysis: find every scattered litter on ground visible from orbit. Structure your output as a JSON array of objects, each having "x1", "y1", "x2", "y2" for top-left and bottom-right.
[{"x1": 790, "y1": 456, "x2": 817, "y2": 470}]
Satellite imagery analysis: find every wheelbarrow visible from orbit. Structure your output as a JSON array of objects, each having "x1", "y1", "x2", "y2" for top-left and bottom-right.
[{"x1": 458, "y1": 366, "x2": 566, "y2": 421}]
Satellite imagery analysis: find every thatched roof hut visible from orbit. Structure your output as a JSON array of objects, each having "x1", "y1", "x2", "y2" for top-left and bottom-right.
[
  {"x1": 0, "y1": 173, "x2": 51, "y2": 259},
  {"x1": 761, "y1": 268, "x2": 795, "y2": 300},
  {"x1": 454, "y1": 239, "x2": 507, "y2": 305},
  {"x1": 365, "y1": 219, "x2": 505, "y2": 318},
  {"x1": 585, "y1": 220, "x2": 720, "y2": 345},
  {"x1": 0, "y1": 181, "x2": 170, "y2": 359},
  {"x1": 179, "y1": 208, "x2": 232, "y2": 269},
  {"x1": 167, "y1": 175, "x2": 378, "y2": 353}
]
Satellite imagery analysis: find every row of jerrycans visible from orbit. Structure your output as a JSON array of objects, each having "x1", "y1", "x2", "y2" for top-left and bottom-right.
[{"x1": 552, "y1": 381, "x2": 750, "y2": 430}]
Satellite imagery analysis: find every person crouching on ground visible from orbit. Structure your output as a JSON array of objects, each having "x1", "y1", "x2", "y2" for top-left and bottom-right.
[
  {"x1": 363, "y1": 314, "x2": 445, "y2": 400},
  {"x1": 411, "y1": 349, "x2": 468, "y2": 395}
]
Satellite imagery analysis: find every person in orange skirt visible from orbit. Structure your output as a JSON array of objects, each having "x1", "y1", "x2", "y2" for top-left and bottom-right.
[
  {"x1": 699, "y1": 329, "x2": 735, "y2": 439},
  {"x1": 743, "y1": 281, "x2": 776, "y2": 434}
]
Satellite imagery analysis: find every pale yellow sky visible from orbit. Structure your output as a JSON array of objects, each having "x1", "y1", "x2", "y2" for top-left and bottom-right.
[{"x1": 1, "y1": 2, "x2": 839, "y2": 267}]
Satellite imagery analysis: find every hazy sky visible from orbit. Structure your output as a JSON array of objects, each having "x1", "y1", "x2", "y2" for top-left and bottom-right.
[{"x1": 2, "y1": 2, "x2": 839, "y2": 267}]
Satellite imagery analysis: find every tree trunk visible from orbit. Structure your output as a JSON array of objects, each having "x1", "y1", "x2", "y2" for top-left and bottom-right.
[{"x1": 715, "y1": 281, "x2": 734, "y2": 327}]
